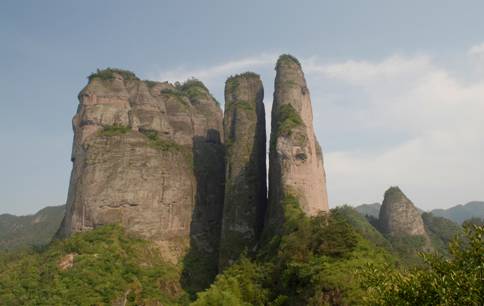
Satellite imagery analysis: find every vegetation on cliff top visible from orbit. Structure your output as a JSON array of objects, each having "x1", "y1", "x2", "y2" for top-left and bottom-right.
[
  {"x1": 277, "y1": 54, "x2": 302, "y2": 68},
  {"x1": 226, "y1": 72, "x2": 260, "y2": 89},
  {"x1": 225, "y1": 73, "x2": 260, "y2": 115},
  {"x1": 162, "y1": 78, "x2": 220, "y2": 107},
  {"x1": 88, "y1": 68, "x2": 139, "y2": 82}
]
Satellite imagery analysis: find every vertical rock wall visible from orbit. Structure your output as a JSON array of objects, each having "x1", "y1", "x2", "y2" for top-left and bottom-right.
[
  {"x1": 219, "y1": 73, "x2": 267, "y2": 268},
  {"x1": 58, "y1": 55, "x2": 332, "y2": 278},
  {"x1": 57, "y1": 70, "x2": 225, "y2": 268},
  {"x1": 267, "y1": 55, "x2": 329, "y2": 231}
]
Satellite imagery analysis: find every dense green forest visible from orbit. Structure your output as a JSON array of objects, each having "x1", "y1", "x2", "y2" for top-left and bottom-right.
[
  {"x1": 0, "y1": 205, "x2": 64, "y2": 250},
  {"x1": 1, "y1": 204, "x2": 482, "y2": 305}
]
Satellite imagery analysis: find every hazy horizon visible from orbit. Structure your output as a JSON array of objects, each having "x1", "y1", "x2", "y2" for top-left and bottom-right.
[{"x1": 1, "y1": 0, "x2": 484, "y2": 215}]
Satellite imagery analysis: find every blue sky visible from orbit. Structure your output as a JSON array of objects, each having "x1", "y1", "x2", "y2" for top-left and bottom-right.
[{"x1": 1, "y1": 0, "x2": 484, "y2": 215}]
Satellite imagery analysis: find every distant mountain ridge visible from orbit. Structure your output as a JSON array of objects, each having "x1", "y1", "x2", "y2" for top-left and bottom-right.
[
  {"x1": 355, "y1": 203, "x2": 381, "y2": 218},
  {"x1": 355, "y1": 201, "x2": 484, "y2": 224},
  {"x1": 0, "y1": 205, "x2": 65, "y2": 250},
  {"x1": 430, "y1": 201, "x2": 484, "y2": 224}
]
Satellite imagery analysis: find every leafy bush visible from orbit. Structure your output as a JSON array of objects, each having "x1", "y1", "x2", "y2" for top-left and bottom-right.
[
  {"x1": 361, "y1": 224, "x2": 484, "y2": 306},
  {"x1": 88, "y1": 68, "x2": 139, "y2": 82},
  {"x1": 191, "y1": 257, "x2": 270, "y2": 306},
  {"x1": 193, "y1": 196, "x2": 391, "y2": 305},
  {"x1": 139, "y1": 129, "x2": 183, "y2": 152},
  {"x1": 226, "y1": 72, "x2": 260, "y2": 93},
  {"x1": 386, "y1": 234, "x2": 428, "y2": 266},
  {"x1": 161, "y1": 78, "x2": 220, "y2": 106},
  {"x1": 99, "y1": 124, "x2": 131, "y2": 136}
]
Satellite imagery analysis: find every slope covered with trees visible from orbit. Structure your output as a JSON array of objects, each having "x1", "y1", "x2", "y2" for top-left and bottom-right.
[{"x1": 0, "y1": 205, "x2": 65, "y2": 250}]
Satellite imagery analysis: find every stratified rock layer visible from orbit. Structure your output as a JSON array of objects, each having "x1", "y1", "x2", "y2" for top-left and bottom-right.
[
  {"x1": 219, "y1": 73, "x2": 267, "y2": 268},
  {"x1": 57, "y1": 70, "x2": 225, "y2": 269},
  {"x1": 379, "y1": 187, "x2": 427, "y2": 236},
  {"x1": 267, "y1": 55, "x2": 329, "y2": 230}
]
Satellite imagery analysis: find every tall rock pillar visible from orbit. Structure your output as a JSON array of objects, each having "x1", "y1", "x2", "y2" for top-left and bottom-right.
[
  {"x1": 267, "y1": 55, "x2": 329, "y2": 231},
  {"x1": 219, "y1": 72, "x2": 267, "y2": 268}
]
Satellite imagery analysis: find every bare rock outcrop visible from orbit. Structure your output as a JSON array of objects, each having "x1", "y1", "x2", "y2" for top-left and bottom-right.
[
  {"x1": 219, "y1": 72, "x2": 267, "y2": 269},
  {"x1": 57, "y1": 69, "x2": 225, "y2": 270},
  {"x1": 379, "y1": 186, "x2": 427, "y2": 236},
  {"x1": 266, "y1": 55, "x2": 329, "y2": 230}
]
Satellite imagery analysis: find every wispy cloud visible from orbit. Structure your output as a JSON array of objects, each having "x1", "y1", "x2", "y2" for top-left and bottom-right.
[
  {"x1": 304, "y1": 54, "x2": 484, "y2": 209},
  {"x1": 468, "y1": 42, "x2": 484, "y2": 56},
  {"x1": 155, "y1": 53, "x2": 278, "y2": 84}
]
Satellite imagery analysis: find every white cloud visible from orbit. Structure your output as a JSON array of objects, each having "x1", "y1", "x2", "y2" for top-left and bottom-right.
[
  {"x1": 155, "y1": 53, "x2": 277, "y2": 84},
  {"x1": 468, "y1": 42, "x2": 484, "y2": 57},
  {"x1": 304, "y1": 55, "x2": 484, "y2": 209},
  {"x1": 154, "y1": 51, "x2": 484, "y2": 210}
]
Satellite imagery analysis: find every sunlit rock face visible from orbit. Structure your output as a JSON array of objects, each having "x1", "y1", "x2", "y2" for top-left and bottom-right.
[
  {"x1": 267, "y1": 55, "x2": 329, "y2": 232},
  {"x1": 57, "y1": 70, "x2": 225, "y2": 265}
]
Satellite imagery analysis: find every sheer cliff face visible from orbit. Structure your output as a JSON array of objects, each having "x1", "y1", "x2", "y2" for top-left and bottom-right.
[
  {"x1": 219, "y1": 73, "x2": 267, "y2": 268},
  {"x1": 267, "y1": 55, "x2": 329, "y2": 228},
  {"x1": 379, "y1": 187, "x2": 426, "y2": 236},
  {"x1": 57, "y1": 71, "x2": 225, "y2": 263}
]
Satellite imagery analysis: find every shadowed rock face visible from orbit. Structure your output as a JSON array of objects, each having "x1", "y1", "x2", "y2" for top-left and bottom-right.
[
  {"x1": 267, "y1": 55, "x2": 329, "y2": 230},
  {"x1": 379, "y1": 187, "x2": 426, "y2": 236},
  {"x1": 219, "y1": 73, "x2": 267, "y2": 269},
  {"x1": 57, "y1": 71, "x2": 225, "y2": 268}
]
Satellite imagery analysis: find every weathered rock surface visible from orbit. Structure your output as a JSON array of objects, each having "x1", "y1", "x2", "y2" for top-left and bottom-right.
[
  {"x1": 379, "y1": 186, "x2": 426, "y2": 236},
  {"x1": 267, "y1": 55, "x2": 329, "y2": 230},
  {"x1": 219, "y1": 72, "x2": 267, "y2": 268},
  {"x1": 57, "y1": 69, "x2": 225, "y2": 270}
]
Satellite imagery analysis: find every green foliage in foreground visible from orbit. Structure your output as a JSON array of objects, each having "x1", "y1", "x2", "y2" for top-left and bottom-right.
[
  {"x1": 0, "y1": 225, "x2": 188, "y2": 306},
  {"x1": 193, "y1": 201, "x2": 395, "y2": 305},
  {"x1": 1, "y1": 203, "x2": 480, "y2": 305},
  {"x1": 361, "y1": 225, "x2": 484, "y2": 306}
]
